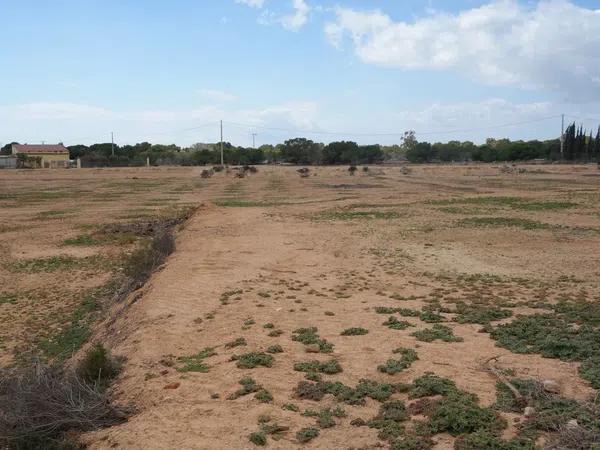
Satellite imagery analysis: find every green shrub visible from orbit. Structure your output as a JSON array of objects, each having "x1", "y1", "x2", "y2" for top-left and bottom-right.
[
  {"x1": 292, "y1": 327, "x2": 333, "y2": 353},
  {"x1": 383, "y1": 316, "x2": 414, "y2": 330},
  {"x1": 294, "y1": 359, "x2": 342, "y2": 375},
  {"x1": 296, "y1": 427, "x2": 319, "y2": 443},
  {"x1": 454, "y1": 431, "x2": 535, "y2": 450},
  {"x1": 378, "y1": 348, "x2": 418, "y2": 375},
  {"x1": 341, "y1": 327, "x2": 369, "y2": 336},
  {"x1": 177, "y1": 347, "x2": 216, "y2": 372},
  {"x1": 427, "y1": 391, "x2": 504, "y2": 436},
  {"x1": 231, "y1": 352, "x2": 274, "y2": 369},
  {"x1": 409, "y1": 373, "x2": 457, "y2": 399},
  {"x1": 411, "y1": 325, "x2": 463, "y2": 343},
  {"x1": 77, "y1": 343, "x2": 119, "y2": 385},
  {"x1": 266, "y1": 344, "x2": 283, "y2": 354}
]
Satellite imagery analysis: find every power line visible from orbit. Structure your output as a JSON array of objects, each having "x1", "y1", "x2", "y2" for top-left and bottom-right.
[
  {"x1": 223, "y1": 115, "x2": 561, "y2": 138},
  {"x1": 564, "y1": 114, "x2": 600, "y2": 124}
]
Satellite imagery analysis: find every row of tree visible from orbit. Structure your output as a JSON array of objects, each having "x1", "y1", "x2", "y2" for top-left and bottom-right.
[{"x1": 2, "y1": 122, "x2": 599, "y2": 166}]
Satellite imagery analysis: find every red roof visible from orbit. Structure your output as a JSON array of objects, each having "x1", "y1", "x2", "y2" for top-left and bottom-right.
[{"x1": 12, "y1": 144, "x2": 69, "y2": 154}]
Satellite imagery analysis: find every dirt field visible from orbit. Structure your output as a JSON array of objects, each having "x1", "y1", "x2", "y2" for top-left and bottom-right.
[{"x1": 2, "y1": 164, "x2": 600, "y2": 449}]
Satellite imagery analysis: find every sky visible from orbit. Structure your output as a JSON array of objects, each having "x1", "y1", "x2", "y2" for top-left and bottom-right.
[{"x1": 1, "y1": 0, "x2": 599, "y2": 147}]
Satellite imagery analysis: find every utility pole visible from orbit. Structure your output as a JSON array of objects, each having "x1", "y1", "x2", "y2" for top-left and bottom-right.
[
  {"x1": 220, "y1": 120, "x2": 224, "y2": 165},
  {"x1": 111, "y1": 132, "x2": 115, "y2": 157},
  {"x1": 252, "y1": 133, "x2": 257, "y2": 149},
  {"x1": 560, "y1": 114, "x2": 565, "y2": 160}
]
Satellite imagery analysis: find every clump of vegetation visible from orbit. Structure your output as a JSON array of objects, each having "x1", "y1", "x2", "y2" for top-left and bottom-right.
[
  {"x1": 427, "y1": 390, "x2": 504, "y2": 436},
  {"x1": 341, "y1": 327, "x2": 369, "y2": 336},
  {"x1": 296, "y1": 427, "x2": 319, "y2": 443},
  {"x1": 266, "y1": 344, "x2": 283, "y2": 354},
  {"x1": 292, "y1": 327, "x2": 334, "y2": 353},
  {"x1": 303, "y1": 407, "x2": 346, "y2": 428},
  {"x1": 453, "y1": 303, "x2": 512, "y2": 324},
  {"x1": 225, "y1": 337, "x2": 247, "y2": 349},
  {"x1": 409, "y1": 373, "x2": 457, "y2": 398},
  {"x1": 454, "y1": 431, "x2": 535, "y2": 450},
  {"x1": 294, "y1": 359, "x2": 342, "y2": 377},
  {"x1": 8, "y1": 255, "x2": 96, "y2": 273},
  {"x1": 0, "y1": 363, "x2": 128, "y2": 449},
  {"x1": 178, "y1": 347, "x2": 217, "y2": 372},
  {"x1": 248, "y1": 419, "x2": 289, "y2": 446},
  {"x1": 77, "y1": 343, "x2": 120, "y2": 385},
  {"x1": 383, "y1": 316, "x2": 414, "y2": 330},
  {"x1": 231, "y1": 352, "x2": 274, "y2": 369},
  {"x1": 368, "y1": 400, "x2": 409, "y2": 441},
  {"x1": 378, "y1": 348, "x2": 418, "y2": 375},
  {"x1": 411, "y1": 324, "x2": 463, "y2": 343},
  {"x1": 294, "y1": 378, "x2": 398, "y2": 405},
  {"x1": 227, "y1": 377, "x2": 273, "y2": 404},
  {"x1": 494, "y1": 377, "x2": 600, "y2": 446},
  {"x1": 490, "y1": 314, "x2": 600, "y2": 388},
  {"x1": 419, "y1": 310, "x2": 445, "y2": 323},
  {"x1": 459, "y1": 217, "x2": 551, "y2": 231}
]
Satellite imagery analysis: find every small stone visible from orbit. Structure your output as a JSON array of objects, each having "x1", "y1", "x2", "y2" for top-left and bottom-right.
[
  {"x1": 211, "y1": 393, "x2": 220, "y2": 399},
  {"x1": 305, "y1": 344, "x2": 320, "y2": 353},
  {"x1": 565, "y1": 419, "x2": 579, "y2": 430},
  {"x1": 163, "y1": 382, "x2": 181, "y2": 390},
  {"x1": 523, "y1": 406, "x2": 536, "y2": 418},
  {"x1": 542, "y1": 379, "x2": 560, "y2": 394}
]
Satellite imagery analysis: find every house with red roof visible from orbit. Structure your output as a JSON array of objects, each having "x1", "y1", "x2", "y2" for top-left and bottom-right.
[{"x1": 11, "y1": 144, "x2": 70, "y2": 168}]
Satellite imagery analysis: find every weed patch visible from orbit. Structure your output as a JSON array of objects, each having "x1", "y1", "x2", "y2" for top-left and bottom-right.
[
  {"x1": 178, "y1": 347, "x2": 216, "y2": 372},
  {"x1": 341, "y1": 327, "x2": 369, "y2": 336},
  {"x1": 231, "y1": 352, "x2": 274, "y2": 369},
  {"x1": 292, "y1": 327, "x2": 334, "y2": 353},
  {"x1": 411, "y1": 325, "x2": 463, "y2": 343},
  {"x1": 383, "y1": 316, "x2": 414, "y2": 330},
  {"x1": 378, "y1": 348, "x2": 418, "y2": 375}
]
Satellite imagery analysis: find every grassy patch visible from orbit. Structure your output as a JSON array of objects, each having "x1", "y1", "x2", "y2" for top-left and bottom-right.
[
  {"x1": 294, "y1": 359, "x2": 342, "y2": 376},
  {"x1": 231, "y1": 352, "x2": 274, "y2": 369},
  {"x1": 7, "y1": 255, "x2": 100, "y2": 273},
  {"x1": 411, "y1": 325, "x2": 463, "y2": 343},
  {"x1": 177, "y1": 347, "x2": 216, "y2": 372},
  {"x1": 383, "y1": 316, "x2": 415, "y2": 330},
  {"x1": 292, "y1": 327, "x2": 334, "y2": 353},
  {"x1": 491, "y1": 314, "x2": 600, "y2": 388},
  {"x1": 378, "y1": 348, "x2": 419, "y2": 375},
  {"x1": 453, "y1": 303, "x2": 513, "y2": 324},
  {"x1": 341, "y1": 327, "x2": 369, "y2": 336},
  {"x1": 314, "y1": 210, "x2": 400, "y2": 221},
  {"x1": 429, "y1": 196, "x2": 576, "y2": 212},
  {"x1": 214, "y1": 199, "x2": 288, "y2": 207},
  {"x1": 296, "y1": 427, "x2": 319, "y2": 443},
  {"x1": 458, "y1": 217, "x2": 552, "y2": 230},
  {"x1": 0, "y1": 292, "x2": 18, "y2": 305}
]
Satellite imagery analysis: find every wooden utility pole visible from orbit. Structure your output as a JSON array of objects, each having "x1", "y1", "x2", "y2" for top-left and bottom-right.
[
  {"x1": 560, "y1": 114, "x2": 564, "y2": 159},
  {"x1": 220, "y1": 120, "x2": 224, "y2": 165}
]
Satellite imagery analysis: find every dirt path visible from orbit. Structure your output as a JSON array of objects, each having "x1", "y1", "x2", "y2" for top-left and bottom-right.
[{"x1": 84, "y1": 166, "x2": 600, "y2": 449}]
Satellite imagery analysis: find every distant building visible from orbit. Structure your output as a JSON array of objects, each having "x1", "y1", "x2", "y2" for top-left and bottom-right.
[
  {"x1": 11, "y1": 144, "x2": 70, "y2": 168},
  {"x1": 0, "y1": 155, "x2": 18, "y2": 169}
]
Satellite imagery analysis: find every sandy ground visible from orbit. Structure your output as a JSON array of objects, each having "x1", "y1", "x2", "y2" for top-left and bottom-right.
[{"x1": 2, "y1": 164, "x2": 600, "y2": 449}]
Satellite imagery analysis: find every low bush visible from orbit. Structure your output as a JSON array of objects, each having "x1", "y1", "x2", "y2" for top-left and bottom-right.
[
  {"x1": 0, "y1": 364, "x2": 128, "y2": 449},
  {"x1": 411, "y1": 325, "x2": 463, "y2": 343}
]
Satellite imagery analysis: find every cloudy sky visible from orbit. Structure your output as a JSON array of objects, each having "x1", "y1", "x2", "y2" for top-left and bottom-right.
[{"x1": 1, "y1": 0, "x2": 599, "y2": 147}]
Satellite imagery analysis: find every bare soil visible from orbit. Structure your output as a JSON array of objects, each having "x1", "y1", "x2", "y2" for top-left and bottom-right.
[{"x1": 2, "y1": 164, "x2": 600, "y2": 449}]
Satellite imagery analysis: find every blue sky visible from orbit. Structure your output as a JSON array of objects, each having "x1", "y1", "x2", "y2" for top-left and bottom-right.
[{"x1": 1, "y1": 0, "x2": 599, "y2": 147}]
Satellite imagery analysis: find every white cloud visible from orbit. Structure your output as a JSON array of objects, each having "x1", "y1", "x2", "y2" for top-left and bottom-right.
[
  {"x1": 235, "y1": 0, "x2": 265, "y2": 8},
  {"x1": 0, "y1": 100, "x2": 319, "y2": 146},
  {"x1": 325, "y1": 1, "x2": 600, "y2": 100},
  {"x1": 196, "y1": 89, "x2": 238, "y2": 102},
  {"x1": 280, "y1": 0, "x2": 310, "y2": 31},
  {"x1": 239, "y1": 0, "x2": 311, "y2": 31}
]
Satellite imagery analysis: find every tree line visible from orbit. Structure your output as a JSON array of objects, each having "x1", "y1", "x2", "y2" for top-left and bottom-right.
[{"x1": 1, "y1": 122, "x2": 598, "y2": 166}]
